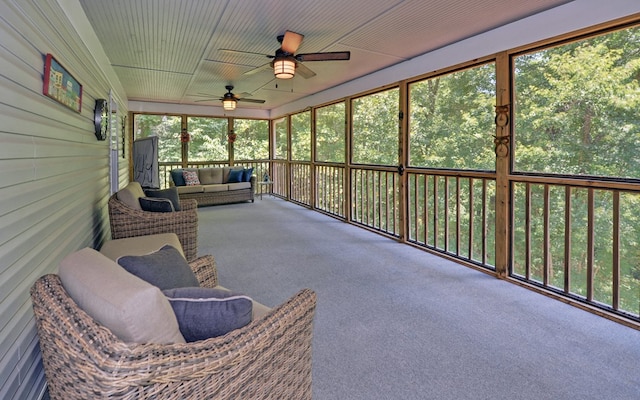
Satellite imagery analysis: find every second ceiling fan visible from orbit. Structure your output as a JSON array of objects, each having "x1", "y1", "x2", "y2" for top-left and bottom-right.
[{"x1": 221, "y1": 30, "x2": 350, "y2": 79}]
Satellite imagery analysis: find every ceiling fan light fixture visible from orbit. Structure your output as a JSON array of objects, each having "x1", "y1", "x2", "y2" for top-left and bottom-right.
[
  {"x1": 222, "y1": 95, "x2": 237, "y2": 111},
  {"x1": 273, "y1": 58, "x2": 295, "y2": 79}
]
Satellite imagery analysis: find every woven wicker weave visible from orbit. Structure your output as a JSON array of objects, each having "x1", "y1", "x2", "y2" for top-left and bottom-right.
[
  {"x1": 108, "y1": 194, "x2": 199, "y2": 261},
  {"x1": 31, "y1": 255, "x2": 317, "y2": 400}
]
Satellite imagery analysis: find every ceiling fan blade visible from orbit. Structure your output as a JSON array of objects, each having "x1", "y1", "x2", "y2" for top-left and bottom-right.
[
  {"x1": 281, "y1": 30, "x2": 304, "y2": 54},
  {"x1": 296, "y1": 51, "x2": 351, "y2": 62},
  {"x1": 194, "y1": 98, "x2": 218, "y2": 102},
  {"x1": 237, "y1": 98, "x2": 266, "y2": 104},
  {"x1": 244, "y1": 62, "x2": 271, "y2": 76},
  {"x1": 218, "y1": 48, "x2": 272, "y2": 58},
  {"x1": 295, "y1": 62, "x2": 316, "y2": 79}
]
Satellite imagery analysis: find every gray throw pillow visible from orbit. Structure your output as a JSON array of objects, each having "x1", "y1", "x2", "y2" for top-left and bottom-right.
[
  {"x1": 144, "y1": 187, "x2": 182, "y2": 211},
  {"x1": 117, "y1": 245, "x2": 199, "y2": 290},
  {"x1": 139, "y1": 197, "x2": 175, "y2": 212},
  {"x1": 163, "y1": 287, "x2": 253, "y2": 341}
]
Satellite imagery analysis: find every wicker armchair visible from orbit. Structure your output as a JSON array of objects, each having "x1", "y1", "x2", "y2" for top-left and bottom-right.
[
  {"x1": 31, "y1": 254, "x2": 317, "y2": 400},
  {"x1": 108, "y1": 192, "x2": 199, "y2": 261}
]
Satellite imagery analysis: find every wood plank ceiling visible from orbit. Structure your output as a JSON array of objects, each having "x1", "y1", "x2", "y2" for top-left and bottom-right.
[{"x1": 79, "y1": 0, "x2": 570, "y2": 110}]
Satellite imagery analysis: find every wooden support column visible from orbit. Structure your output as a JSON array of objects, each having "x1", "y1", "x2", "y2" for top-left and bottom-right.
[
  {"x1": 228, "y1": 117, "x2": 234, "y2": 166},
  {"x1": 494, "y1": 52, "x2": 511, "y2": 278},
  {"x1": 398, "y1": 81, "x2": 409, "y2": 242},
  {"x1": 345, "y1": 99, "x2": 352, "y2": 221}
]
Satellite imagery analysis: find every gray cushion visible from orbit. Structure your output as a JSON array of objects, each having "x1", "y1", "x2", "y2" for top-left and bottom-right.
[
  {"x1": 144, "y1": 187, "x2": 181, "y2": 211},
  {"x1": 58, "y1": 247, "x2": 185, "y2": 344},
  {"x1": 163, "y1": 287, "x2": 253, "y2": 341},
  {"x1": 116, "y1": 182, "x2": 146, "y2": 210},
  {"x1": 139, "y1": 197, "x2": 175, "y2": 212},
  {"x1": 117, "y1": 245, "x2": 199, "y2": 290},
  {"x1": 198, "y1": 168, "x2": 224, "y2": 185}
]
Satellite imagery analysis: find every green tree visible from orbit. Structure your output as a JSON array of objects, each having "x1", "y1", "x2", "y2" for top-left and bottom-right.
[
  {"x1": 513, "y1": 27, "x2": 640, "y2": 315},
  {"x1": 316, "y1": 102, "x2": 345, "y2": 163},
  {"x1": 233, "y1": 119, "x2": 269, "y2": 161},
  {"x1": 352, "y1": 88, "x2": 399, "y2": 165},
  {"x1": 187, "y1": 117, "x2": 228, "y2": 162},
  {"x1": 274, "y1": 117, "x2": 288, "y2": 159},
  {"x1": 409, "y1": 63, "x2": 496, "y2": 170},
  {"x1": 134, "y1": 114, "x2": 181, "y2": 162},
  {"x1": 291, "y1": 111, "x2": 311, "y2": 161}
]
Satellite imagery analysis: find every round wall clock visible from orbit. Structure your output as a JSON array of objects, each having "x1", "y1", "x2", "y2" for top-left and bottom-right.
[{"x1": 94, "y1": 99, "x2": 108, "y2": 140}]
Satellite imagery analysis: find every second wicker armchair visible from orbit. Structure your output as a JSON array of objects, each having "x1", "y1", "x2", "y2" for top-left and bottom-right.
[{"x1": 108, "y1": 182, "x2": 199, "y2": 261}]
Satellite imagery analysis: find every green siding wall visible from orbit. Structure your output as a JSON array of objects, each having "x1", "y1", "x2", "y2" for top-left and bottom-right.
[{"x1": 0, "y1": 1, "x2": 127, "y2": 398}]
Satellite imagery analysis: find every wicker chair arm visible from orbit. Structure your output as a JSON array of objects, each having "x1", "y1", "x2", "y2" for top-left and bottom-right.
[
  {"x1": 178, "y1": 198, "x2": 197, "y2": 211},
  {"x1": 189, "y1": 254, "x2": 218, "y2": 287},
  {"x1": 108, "y1": 195, "x2": 198, "y2": 261}
]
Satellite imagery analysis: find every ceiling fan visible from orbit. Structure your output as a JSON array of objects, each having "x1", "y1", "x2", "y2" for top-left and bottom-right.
[
  {"x1": 220, "y1": 30, "x2": 350, "y2": 79},
  {"x1": 193, "y1": 85, "x2": 265, "y2": 110}
]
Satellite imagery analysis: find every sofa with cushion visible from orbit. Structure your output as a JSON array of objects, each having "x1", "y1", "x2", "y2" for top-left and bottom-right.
[
  {"x1": 169, "y1": 166, "x2": 255, "y2": 207},
  {"x1": 31, "y1": 233, "x2": 316, "y2": 399}
]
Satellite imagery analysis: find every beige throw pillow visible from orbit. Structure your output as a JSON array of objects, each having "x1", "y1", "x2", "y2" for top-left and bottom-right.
[
  {"x1": 58, "y1": 247, "x2": 186, "y2": 345},
  {"x1": 116, "y1": 181, "x2": 146, "y2": 210}
]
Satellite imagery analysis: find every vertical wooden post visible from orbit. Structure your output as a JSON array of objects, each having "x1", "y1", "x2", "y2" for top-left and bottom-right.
[
  {"x1": 228, "y1": 117, "x2": 234, "y2": 166},
  {"x1": 494, "y1": 52, "x2": 511, "y2": 278},
  {"x1": 310, "y1": 109, "x2": 317, "y2": 209},
  {"x1": 345, "y1": 98, "x2": 353, "y2": 221},
  {"x1": 398, "y1": 81, "x2": 409, "y2": 242},
  {"x1": 181, "y1": 116, "x2": 188, "y2": 168}
]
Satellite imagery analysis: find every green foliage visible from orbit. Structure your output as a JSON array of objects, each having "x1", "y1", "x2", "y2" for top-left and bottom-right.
[
  {"x1": 274, "y1": 117, "x2": 288, "y2": 159},
  {"x1": 352, "y1": 89, "x2": 399, "y2": 165},
  {"x1": 233, "y1": 119, "x2": 269, "y2": 160},
  {"x1": 514, "y1": 27, "x2": 640, "y2": 178},
  {"x1": 409, "y1": 63, "x2": 496, "y2": 170},
  {"x1": 291, "y1": 111, "x2": 311, "y2": 161},
  {"x1": 187, "y1": 117, "x2": 228, "y2": 161},
  {"x1": 511, "y1": 27, "x2": 640, "y2": 315},
  {"x1": 134, "y1": 114, "x2": 182, "y2": 162},
  {"x1": 316, "y1": 102, "x2": 346, "y2": 163}
]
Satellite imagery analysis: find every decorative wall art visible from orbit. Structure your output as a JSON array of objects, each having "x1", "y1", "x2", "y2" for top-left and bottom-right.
[{"x1": 43, "y1": 53, "x2": 82, "y2": 112}]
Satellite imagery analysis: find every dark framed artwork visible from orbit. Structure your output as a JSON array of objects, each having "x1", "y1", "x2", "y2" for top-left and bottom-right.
[{"x1": 43, "y1": 53, "x2": 83, "y2": 112}]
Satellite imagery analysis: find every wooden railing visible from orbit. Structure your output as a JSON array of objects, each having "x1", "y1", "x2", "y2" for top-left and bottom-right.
[
  {"x1": 159, "y1": 159, "x2": 639, "y2": 322},
  {"x1": 272, "y1": 160, "x2": 288, "y2": 198},
  {"x1": 407, "y1": 170, "x2": 496, "y2": 269},
  {"x1": 511, "y1": 177, "x2": 640, "y2": 319},
  {"x1": 351, "y1": 167, "x2": 400, "y2": 237},
  {"x1": 290, "y1": 162, "x2": 312, "y2": 206},
  {"x1": 316, "y1": 164, "x2": 345, "y2": 218}
]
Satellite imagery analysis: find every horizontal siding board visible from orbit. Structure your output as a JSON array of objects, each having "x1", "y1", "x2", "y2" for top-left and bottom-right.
[
  {"x1": 0, "y1": 133, "x2": 34, "y2": 160},
  {"x1": 0, "y1": 167, "x2": 108, "y2": 218},
  {"x1": 0, "y1": 82, "x2": 92, "y2": 139},
  {"x1": 0, "y1": 0, "x2": 128, "y2": 398},
  {"x1": 0, "y1": 302, "x2": 36, "y2": 378}
]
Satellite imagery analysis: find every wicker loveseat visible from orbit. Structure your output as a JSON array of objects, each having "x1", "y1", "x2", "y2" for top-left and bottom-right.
[
  {"x1": 31, "y1": 234, "x2": 317, "y2": 400},
  {"x1": 169, "y1": 166, "x2": 255, "y2": 207},
  {"x1": 108, "y1": 182, "x2": 199, "y2": 261}
]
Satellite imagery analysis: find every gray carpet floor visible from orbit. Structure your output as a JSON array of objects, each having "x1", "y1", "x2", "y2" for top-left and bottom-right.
[{"x1": 198, "y1": 197, "x2": 640, "y2": 400}]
